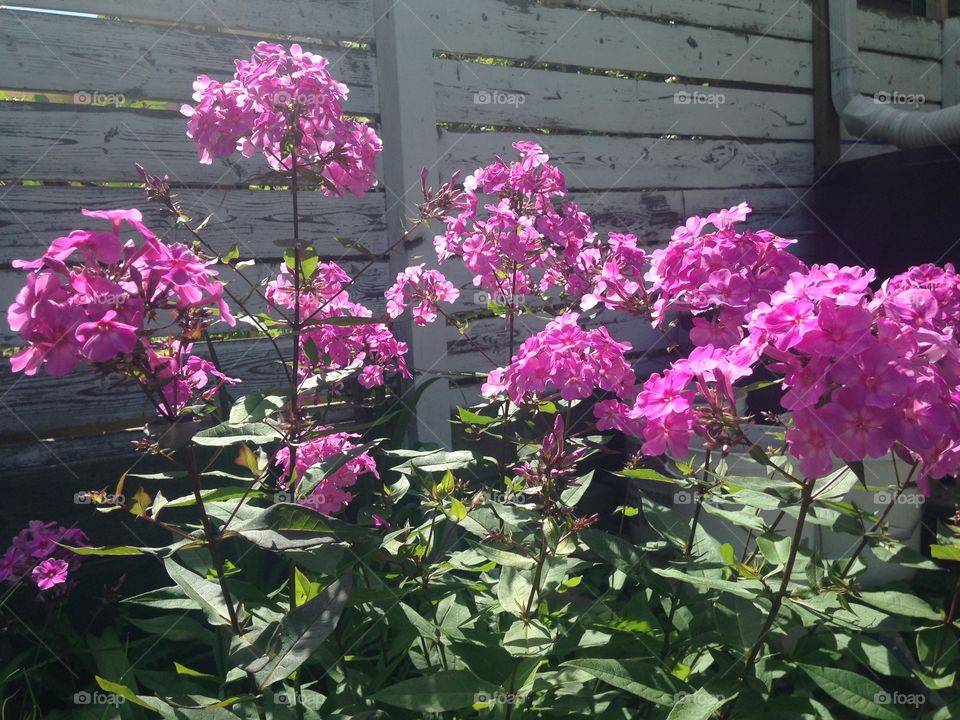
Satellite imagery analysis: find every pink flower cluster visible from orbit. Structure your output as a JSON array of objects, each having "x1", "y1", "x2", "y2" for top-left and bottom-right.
[
  {"x1": 750, "y1": 263, "x2": 960, "y2": 485},
  {"x1": 265, "y1": 262, "x2": 409, "y2": 389},
  {"x1": 182, "y1": 42, "x2": 381, "y2": 196},
  {"x1": 433, "y1": 142, "x2": 597, "y2": 301},
  {"x1": 0, "y1": 521, "x2": 87, "y2": 599},
  {"x1": 276, "y1": 431, "x2": 379, "y2": 514},
  {"x1": 385, "y1": 264, "x2": 459, "y2": 326},
  {"x1": 8, "y1": 210, "x2": 237, "y2": 418},
  {"x1": 482, "y1": 313, "x2": 634, "y2": 403},
  {"x1": 644, "y1": 203, "x2": 805, "y2": 343}
]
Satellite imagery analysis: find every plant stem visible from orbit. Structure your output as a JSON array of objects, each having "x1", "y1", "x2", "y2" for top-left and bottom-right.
[
  {"x1": 839, "y1": 462, "x2": 918, "y2": 580},
  {"x1": 931, "y1": 570, "x2": 960, "y2": 668},
  {"x1": 661, "y1": 450, "x2": 711, "y2": 660},
  {"x1": 183, "y1": 449, "x2": 267, "y2": 720},
  {"x1": 723, "y1": 477, "x2": 815, "y2": 717}
]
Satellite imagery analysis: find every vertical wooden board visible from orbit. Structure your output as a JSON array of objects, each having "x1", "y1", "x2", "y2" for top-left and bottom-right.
[
  {"x1": 942, "y1": 18, "x2": 960, "y2": 107},
  {"x1": 374, "y1": 0, "x2": 451, "y2": 447},
  {"x1": 422, "y1": 0, "x2": 814, "y2": 87},
  {"x1": 1, "y1": 9, "x2": 379, "y2": 112},
  {"x1": 0, "y1": 186, "x2": 388, "y2": 263},
  {"x1": 437, "y1": 131, "x2": 815, "y2": 190},
  {"x1": 7, "y1": 0, "x2": 377, "y2": 40},
  {"x1": 434, "y1": 60, "x2": 814, "y2": 139}
]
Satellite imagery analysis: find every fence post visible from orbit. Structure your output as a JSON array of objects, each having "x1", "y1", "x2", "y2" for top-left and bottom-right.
[
  {"x1": 373, "y1": 0, "x2": 452, "y2": 448},
  {"x1": 943, "y1": 17, "x2": 960, "y2": 107}
]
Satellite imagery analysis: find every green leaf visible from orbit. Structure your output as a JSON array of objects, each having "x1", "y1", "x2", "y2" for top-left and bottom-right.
[
  {"x1": 503, "y1": 619, "x2": 553, "y2": 657},
  {"x1": 373, "y1": 670, "x2": 497, "y2": 712},
  {"x1": 69, "y1": 545, "x2": 146, "y2": 556},
  {"x1": 457, "y1": 407, "x2": 497, "y2": 425},
  {"x1": 666, "y1": 688, "x2": 731, "y2": 719},
  {"x1": 228, "y1": 391, "x2": 287, "y2": 424},
  {"x1": 474, "y1": 543, "x2": 535, "y2": 569},
  {"x1": 562, "y1": 658, "x2": 676, "y2": 705},
  {"x1": 449, "y1": 497, "x2": 468, "y2": 522},
  {"x1": 616, "y1": 468, "x2": 675, "y2": 483},
  {"x1": 497, "y1": 566, "x2": 533, "y2": 616},
  {"x1": 94, "y1": 676, "x2": 160, "y2": 711},
  {"x1": 163, "y1": 558, "x2": 236, "y2": 627},
  {"x1": 857, "y1": 591, "x2": 941, "y2": 621},
  {"x1": 756, "y1": 533, "x2": 792, "y2": 566},
  {"x1": 247, "y1": 575, "x2": 352, "y2": 688},
  {"x1": 233, "y1": 503, "x2": 368, "y2": 549},
  {"x1": 652, "y1": 568, "x2": 760, "y2": 599},
  {"x1": 930, "y1": 544, "x2": 960, "y2": 561},
  {"x1": 797, "y1": 664, "x2": 901, "y2": 720},
  {"x1": 192, "y1": 422, "x2": 282, "y2": 446},
  {"x1": 560, "y1": 470, "x2": 592, "y2": 507},
  {"x1": 386, "y1": 449, "x2": 475, "y2": 474}
]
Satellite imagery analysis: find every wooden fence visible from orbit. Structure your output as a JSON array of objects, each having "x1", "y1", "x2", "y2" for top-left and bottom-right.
[{"x1": 0, "y1": 0, "x2": 947, "y2": 472}]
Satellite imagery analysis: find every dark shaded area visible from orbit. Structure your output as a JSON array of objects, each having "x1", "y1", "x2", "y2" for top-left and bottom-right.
[{"x1": 810, "y1": 145, "x2": 960, "y2": 279}]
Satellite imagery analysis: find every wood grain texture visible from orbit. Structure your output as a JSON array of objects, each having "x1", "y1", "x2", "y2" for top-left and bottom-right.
[
  {"x1": 0, "y1": 337, "x2": 290, "y2": 436},
  {"x1": 0, "y1": 104, "x2": 383, "y2": 185},
  {"x1": 424, "y1": 0, "x2": 815, "y2": 88},
  {"x1": 438, "y1": 131, "x2": 814, "y2": 190},
  {"x1": 0, "y1": 185, "x2": 388, "y2": 263},
  {"x1": 2, "y1": 9, "x2": 379, "y2": 112},
  {"x1": 435, "y1": 60, "x2": 815, "y2": 140},
  {"x1": 7, "y1": 0, "x2": 376, "y2": 41},
  {"x1": 537, "y1": 1, "x2": 942, "y2": 59}
]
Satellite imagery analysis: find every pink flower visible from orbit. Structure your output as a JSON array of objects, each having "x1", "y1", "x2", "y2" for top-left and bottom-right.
[
  {"x1": 31, "y1": 558, "x2": 69, "y2": 591},
  {"x1": 385, "y1": 265, "x2": 459, "y2": 326},
  {"x1": 75, "y1": 311, "x2": 139, "y2": 362},
  {"x1": 182, "y1": 43, "x2": 382, "y2": 196},
  {"x1": 787, "y1": 410, "x2": 835, "y2": 479},
  {"x1": 818, "y1": 387, "x2": 892, "y2": 461}
]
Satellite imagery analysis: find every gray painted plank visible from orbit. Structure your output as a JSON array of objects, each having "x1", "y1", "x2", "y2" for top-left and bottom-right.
[
  {"x1": 7, "y1": 0, "x2": 376, "y2": 41},
  {"x1": 423, "y1": 0, "x2": 815, "y2": 88},
  {"x1": 563, "y1": 1, "x2": 942, "y2": 59},
  {"x1": 0, "y1": 104, "x2": 383, "y2": 185},
  {"x1": 0, "y1": 337, "x2": 291, "y2": 435},
  {"x1": 438, "y1": 131, "x2": 814, "y2": 190},
  {"x1": 434, "y1": 60, "x2": 815, "y2": 140},
  {"x1": 2, "y1": 9, "x2": 379, "y2": 112},
  {"x1": 0, "y1": 185, "x2": 388, "y2": 263}
]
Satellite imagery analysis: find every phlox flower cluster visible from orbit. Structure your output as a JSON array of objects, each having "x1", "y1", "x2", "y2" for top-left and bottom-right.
[
  {"x1": 8, "y1": 209, "x2": 238, "y2": 418},
  {"x1": 0, "y1": 521, "x2": 87, "y2": 599},
  {"x1": 265, "y1": 262, "x2": 409, "y2": 389},
  {"x1": 182, "y1": 42, "x2": 381, "y2": 196},
  {"x1": 385, "y1": 264, "x2": 459, "y2": 326},
  {"x1": 433, "y1": 142, "x2": 598, "y2": 301},
  {"x1": 644, "y1": 203, "x2": 806, "y2": 343},
  {"x1": 481, "y1": 312, "x2": 634, "y2": 404},
  {"x1": 750, "y1": 263, "x2": 960, "y2": 487},
  {"x1": 275, "y1": 431, "x2": 379, "y2": 514}
]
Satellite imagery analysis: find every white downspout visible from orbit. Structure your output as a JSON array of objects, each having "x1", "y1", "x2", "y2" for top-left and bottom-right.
[{"x1": 829, "y1": 0, "x2": 960, "y2": 148}]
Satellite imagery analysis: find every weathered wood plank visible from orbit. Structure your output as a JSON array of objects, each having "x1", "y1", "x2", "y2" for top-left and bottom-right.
[
  {"x1": 552, "y1": 1, "x2": 942, "y2": 59},
  {"x1": 0, "y1": 185, "x2": 388, "y2": 263},
  {"x1": 1, "y1": 9, "x2": 379, "y2": 112},
  {"x1": 424, "y1": 0, "x2": 814, "y2": 88},
  {"x1": 0, "y1": 337, "x2": 290, "y2": 435},
  {"x1": 438, "y1": 130, "x2": 814, "y2": 190},
  {"x1": 7, "y1": 0, "x2": 376, "y2": 41},
  {"x1": 0, "y1": 104, "x2": 383, "y2": 185},
  {"x1": 435, "y1": 60, "x2": 815, "y2": 140}
]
